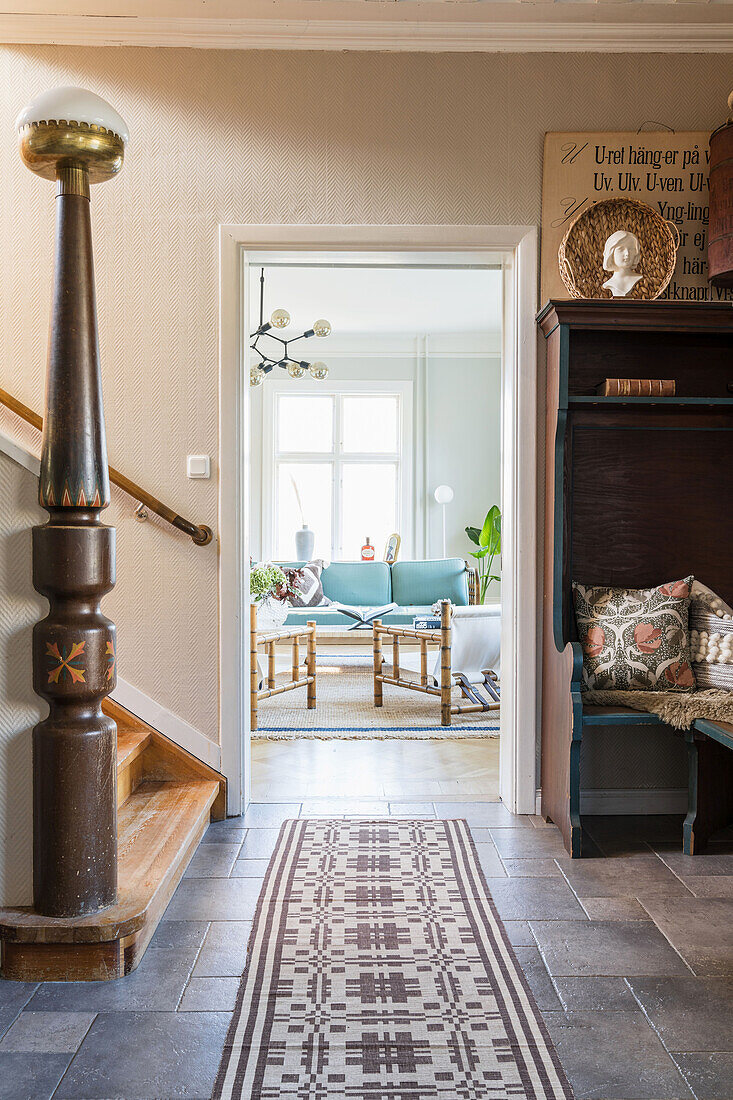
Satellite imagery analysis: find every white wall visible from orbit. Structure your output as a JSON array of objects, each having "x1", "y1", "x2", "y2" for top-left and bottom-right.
[{"x1": 249, "y1": 331, "x2": 501, "y2": 581}]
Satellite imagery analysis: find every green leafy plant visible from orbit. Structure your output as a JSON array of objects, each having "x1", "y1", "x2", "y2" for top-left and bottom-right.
[
  {"x1": 250, "y1": 562, "x2": 291, "y2": 603},
  {"x1": 465, "y1": 505, "x2": 501, "y2": 603}
]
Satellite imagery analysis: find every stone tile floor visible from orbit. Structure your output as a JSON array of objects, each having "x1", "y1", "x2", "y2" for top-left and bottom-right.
[{"x1": 1, "y1": 804, "x2": 732, "y2": 1099}]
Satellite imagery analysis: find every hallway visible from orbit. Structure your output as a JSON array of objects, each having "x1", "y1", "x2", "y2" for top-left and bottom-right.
[{"x1": 1, "y1": 800, "x2": 732, "y2": 1099}]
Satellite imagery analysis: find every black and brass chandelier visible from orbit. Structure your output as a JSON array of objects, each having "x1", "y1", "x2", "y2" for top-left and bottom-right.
[{"x1": 249, "y1": 268, "x2": 331, "y2": 387}]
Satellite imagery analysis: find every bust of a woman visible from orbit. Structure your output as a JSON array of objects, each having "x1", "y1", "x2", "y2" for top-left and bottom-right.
[{"x1": 602, "y1": 231, "x2": 643, "y2": 297}]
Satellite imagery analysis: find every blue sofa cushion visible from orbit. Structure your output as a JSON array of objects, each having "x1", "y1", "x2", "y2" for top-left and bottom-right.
[
  {"x1": 391, "y1": 558, "x2": 469, "y2": 607},
  {"x1": 276, "y1": 560, "x2": 392, "y2": 607}
]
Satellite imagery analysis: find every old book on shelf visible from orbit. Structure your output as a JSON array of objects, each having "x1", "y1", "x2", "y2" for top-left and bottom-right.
[{"x1": 597, "y1": 378, "x2": 676, "y2": 397}]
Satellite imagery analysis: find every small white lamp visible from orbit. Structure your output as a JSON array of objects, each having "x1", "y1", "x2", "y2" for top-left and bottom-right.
[{"x1": 433, "y1": 485, "x2": 454, "y2": 558}]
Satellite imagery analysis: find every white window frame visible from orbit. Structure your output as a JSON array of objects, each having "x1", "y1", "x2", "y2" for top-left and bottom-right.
[{"x1": 261, "y1": 378, "x2": 413, "y2": 561}]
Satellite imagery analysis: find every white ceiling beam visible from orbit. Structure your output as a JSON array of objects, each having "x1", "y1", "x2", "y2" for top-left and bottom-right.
[{"x1": 1, "y1": 13, "x2": 733, "y2": 52}]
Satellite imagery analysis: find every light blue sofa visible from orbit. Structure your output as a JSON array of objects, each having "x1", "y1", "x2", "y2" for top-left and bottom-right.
[{"x1": 278, "y1": 558, "x2": 476, "y2": 630}]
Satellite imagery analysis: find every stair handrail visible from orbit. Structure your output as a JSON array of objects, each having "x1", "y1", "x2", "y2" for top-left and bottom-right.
[{"x1": 0, "y1": 385, "x2": 213, "y2": 546}]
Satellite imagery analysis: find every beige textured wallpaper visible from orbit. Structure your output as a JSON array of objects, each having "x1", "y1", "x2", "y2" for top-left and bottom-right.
[
  {"x1": 0, "y1": 450, "x2": 44, "y2": 904},
  {"x1": 0, "y1": 47, "x2": 730, "y2": 747}
]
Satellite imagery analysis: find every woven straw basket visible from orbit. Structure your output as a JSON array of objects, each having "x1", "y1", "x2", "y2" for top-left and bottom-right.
[
  {"x1": 558, "y1": 197, "x2": 679, "y2": 301},
  {"x1": 691, "y1": 609, "x2": 733, "y2": 691}
]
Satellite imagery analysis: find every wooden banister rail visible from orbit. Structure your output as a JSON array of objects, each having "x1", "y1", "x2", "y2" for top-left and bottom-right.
[{"x1": 0, "y1": 385, "x2": 213, "y2": 546}]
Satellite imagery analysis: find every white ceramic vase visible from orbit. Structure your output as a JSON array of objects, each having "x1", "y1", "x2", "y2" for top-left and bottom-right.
[{"x1": 294, "y1": 524, "x2": 314, "y2": 561}]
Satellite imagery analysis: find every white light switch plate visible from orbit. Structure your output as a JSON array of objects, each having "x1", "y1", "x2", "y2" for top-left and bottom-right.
[{"x1": 187, "y1": 454, "x2": 210, "y2": 479}]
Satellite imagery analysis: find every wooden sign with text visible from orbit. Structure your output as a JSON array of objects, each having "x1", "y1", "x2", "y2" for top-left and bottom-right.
[{"x1": 541, "y1": 131, "x2": 732, "y2": 305}]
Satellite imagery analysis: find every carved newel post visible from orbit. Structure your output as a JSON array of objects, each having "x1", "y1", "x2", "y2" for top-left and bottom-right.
[{"x1": 16, "y1": 88, "x2": 128, "y2": 917}]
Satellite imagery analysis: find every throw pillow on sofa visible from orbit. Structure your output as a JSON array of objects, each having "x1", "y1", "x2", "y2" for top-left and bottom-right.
[
  {"x1": 572, "y1": 577, "x2": 695, "y2": 692},
  {"x1": 285, "y1": 561, "x2": 331, "y2": 608}
]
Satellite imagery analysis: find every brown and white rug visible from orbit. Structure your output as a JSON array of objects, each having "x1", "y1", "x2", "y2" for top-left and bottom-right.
[{"x1": 213, "y1": 818, "x2": 572, "y2": 1099}]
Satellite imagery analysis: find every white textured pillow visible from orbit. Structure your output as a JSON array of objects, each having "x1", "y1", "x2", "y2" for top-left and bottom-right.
[{"x1": 691, "y1": 580, "x2": 733, "y2": 621}]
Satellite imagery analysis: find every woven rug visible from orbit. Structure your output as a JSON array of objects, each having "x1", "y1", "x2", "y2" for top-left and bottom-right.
[
  {"x1": 257, "y1": 655, "x2": 500, "y2": 739},
  {"x1": 213, "y1": 818, "x2": 573, "y2": 1100}
]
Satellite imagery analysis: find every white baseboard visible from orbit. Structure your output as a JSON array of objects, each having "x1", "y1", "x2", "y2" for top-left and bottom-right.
[
  {"x1": 111, "y1": 678, "x2": 221, "y2": 771},
  {"x1": 580, "y1": 788, "x2": 687, "y2": 815},
  {"x1": 535, "y1": 789, "x2": 542, "y2": 816}
]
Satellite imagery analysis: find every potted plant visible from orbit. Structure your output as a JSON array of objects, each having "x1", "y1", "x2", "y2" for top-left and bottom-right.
[
  {"x1": 465, "y1": 505, "x2": 501, "y2": 603},
  {"x1": 250, "y1": 562, "x2": 300, "y2": 630}
]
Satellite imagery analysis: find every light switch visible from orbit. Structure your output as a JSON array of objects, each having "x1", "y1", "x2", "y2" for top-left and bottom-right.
[{"x1": 187, "y1": 454, "x2": 210, "y2": 479}]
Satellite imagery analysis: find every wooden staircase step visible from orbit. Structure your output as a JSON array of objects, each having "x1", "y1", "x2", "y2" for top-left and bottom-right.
[
  {"x1": 0, "y1": 776, "x2": 219, "y2": 981},
  {"x1": 117, "y1": 726, "x2": 151, "y2": 770},
  {"x1": 116, "y1": 726, "x2": 152, "y2": 808},
  {"x1": 0, "y1": 699, "x2": 226, "y2": 982}
]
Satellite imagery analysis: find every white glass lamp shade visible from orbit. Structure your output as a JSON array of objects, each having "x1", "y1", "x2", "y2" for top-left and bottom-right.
[
  {"x1": 16, "y1": 86, "x2": 129, "y2": 143},
  {"x1": 434, "y1": 485, "x2": 454, "y2": 506},
  {"x1": 17, "y1": 86, "x2": 128, "y2": 184}
]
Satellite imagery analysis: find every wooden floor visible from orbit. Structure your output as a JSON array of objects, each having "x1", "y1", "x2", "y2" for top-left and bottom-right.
[{"x1": 251, "y1": 737, "x2": 500, "y2": 801}]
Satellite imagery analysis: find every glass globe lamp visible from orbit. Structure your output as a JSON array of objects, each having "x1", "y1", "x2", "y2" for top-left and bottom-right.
[
  {"x1": 313, "y1": 319, "x2": 331, "y2": 338},
  {"x1": 270, "y1": 308, "x2": 290, "y2": 329},
  {"x1": 309, "y1": 362, "x2": 329, "y2": 380},
  {"x1": 250, "y1": 365, "x2": 265, "y2": 387},
  {"x1": 287, "y1": 360, "x2": 307, "y2": 379}
]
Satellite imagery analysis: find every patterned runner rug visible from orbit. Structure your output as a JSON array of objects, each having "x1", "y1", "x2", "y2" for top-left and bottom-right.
[{"x1": 213, "y1": 818, "x2": 572, "y2": 1099}]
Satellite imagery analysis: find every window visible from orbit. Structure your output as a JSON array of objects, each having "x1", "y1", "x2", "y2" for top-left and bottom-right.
[{"x1": 265, "y1": 384, "x2": 411, "y2": 561}]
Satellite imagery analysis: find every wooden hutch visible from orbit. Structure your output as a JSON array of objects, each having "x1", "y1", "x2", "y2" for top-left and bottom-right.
[{"x1": 539, "y1": 300, "x2": 733, "y2": 858}]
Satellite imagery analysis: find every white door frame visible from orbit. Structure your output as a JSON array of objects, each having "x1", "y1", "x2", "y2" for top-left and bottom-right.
[{"x1": 219, "y1": 224, "x2": 538, "y2": 817}]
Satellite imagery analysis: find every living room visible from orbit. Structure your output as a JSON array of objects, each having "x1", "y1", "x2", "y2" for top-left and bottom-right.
[{"x1": 247, "y1": 258, "x2": 503, "y2": 802}]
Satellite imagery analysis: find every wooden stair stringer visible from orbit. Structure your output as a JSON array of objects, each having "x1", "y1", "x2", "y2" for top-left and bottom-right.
[{"x1": 0, "y1": 700, "x2": 226, "y2": 982}]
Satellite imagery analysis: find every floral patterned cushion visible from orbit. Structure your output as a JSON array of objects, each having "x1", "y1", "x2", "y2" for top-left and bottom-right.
[{"x1": 572, "y1": 577, "x2": 696, "y2": 692}]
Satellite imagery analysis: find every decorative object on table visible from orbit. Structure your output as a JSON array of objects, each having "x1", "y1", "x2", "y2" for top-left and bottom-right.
[
  {"x1": 413, "y1": 613, "x2": 442, "y2": 631},
  {"x1": 250, "y1": 562, "x2": 296, "y2": 630},
  {"x1": 249, "y1": 267, "x2": 331, "y2": 386},
  {"x1": 597, "y1": 378, "x2": 676, "y2": 397},
  {"x1": 249, "y1": 605, "x2": 316, "y2": 732},
  {"x1": 330, "y1": 600, "x2": 398, "y2": 631},
  {"x1": 360, "y1": 537, "x2": 375, "y2": 562},
  {"x1": 282, "y1": 560, "x2": 331, "y2": 608},
  {"x1": 708, "y1": 90, "x2": 733, "y2": 289},
  {"x1": 558, "y1": 197, "x2": 678, "y2": 301},
  {"x1": 14, "y1": 86, "x2": 128, "y2": 919},
  {"x1": 384, "y1": 532, "x2": 401, "y2": 564},
  {"x1": 373, "y1": 600, "x2": 501, "y2": 727},
  {"x1": 433, "y1": 485, "x2": 454, "y2": 557},
  {"x1": 572, "y1": 577, "x2": 696, "y2": 692},
  {"x1": 465, "y1": 505, "x2": 501, "y2": 603}
]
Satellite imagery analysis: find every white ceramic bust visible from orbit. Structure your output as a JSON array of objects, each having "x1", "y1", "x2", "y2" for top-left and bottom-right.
[{"x1": 602, "y1": 230, "x2": 642, "y2": 297}]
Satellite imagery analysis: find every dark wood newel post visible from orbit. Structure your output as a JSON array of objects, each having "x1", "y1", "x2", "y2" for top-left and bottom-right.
[{"x1": 17, "y1": 89, "x2": 128, "y2": 917}]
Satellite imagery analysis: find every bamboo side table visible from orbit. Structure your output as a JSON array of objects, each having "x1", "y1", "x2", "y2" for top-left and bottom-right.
[{"x1": 250, "y1": 604, "x2": 316, "y2": 731}]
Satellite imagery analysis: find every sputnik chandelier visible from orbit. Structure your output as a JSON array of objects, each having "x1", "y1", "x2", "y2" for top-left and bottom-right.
[{"x1": 249, "y1": 268, "x2": 332, "y2": 387}]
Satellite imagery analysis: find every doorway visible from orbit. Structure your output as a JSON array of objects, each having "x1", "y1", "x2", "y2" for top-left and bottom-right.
[{"x1": 219, "y1": 226, "x2": 538, "y2": 817}]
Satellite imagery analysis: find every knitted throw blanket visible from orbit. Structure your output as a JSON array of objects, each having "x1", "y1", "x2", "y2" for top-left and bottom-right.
[{"x1": 582, "y1": 689, "x2": 733, "y2": 731}]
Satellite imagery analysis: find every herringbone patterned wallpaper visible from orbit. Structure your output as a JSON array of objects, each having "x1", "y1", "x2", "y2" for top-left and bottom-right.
[
  {"x1": 0, "y1": 46, "x2": 730, "y2": 754},
  {"x1": 0, "y1": 452, "x2": 44, "y2": 904}
]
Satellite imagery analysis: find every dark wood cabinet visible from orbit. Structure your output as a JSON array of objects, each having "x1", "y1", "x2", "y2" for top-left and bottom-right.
[{"x1": 538, "y1": 300, "x2": 733, "y2": 857}]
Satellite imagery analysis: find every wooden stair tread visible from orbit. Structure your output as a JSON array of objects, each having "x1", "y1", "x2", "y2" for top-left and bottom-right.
[
  {"x1": 0, "y1": 777, "x2": 218, "y2": 944},
  {"x1": 116, "y1": 727, "x2": 151, "y2": 772}
]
